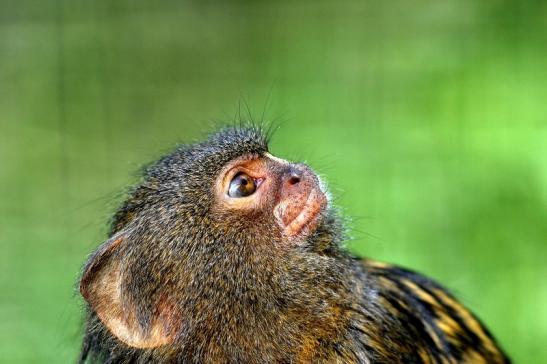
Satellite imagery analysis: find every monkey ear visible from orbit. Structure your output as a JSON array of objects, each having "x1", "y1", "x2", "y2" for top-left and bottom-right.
[{"x1": 80, "y1": 232, "x2": 176, "y2": 348}]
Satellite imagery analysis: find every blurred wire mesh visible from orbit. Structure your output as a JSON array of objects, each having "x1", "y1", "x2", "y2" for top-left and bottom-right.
[{"x1": 0, "y1": 0, "x2": 545, "y2": 362}]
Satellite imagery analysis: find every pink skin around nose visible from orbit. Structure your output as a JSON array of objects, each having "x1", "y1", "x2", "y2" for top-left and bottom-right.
[{"x1": 273, "y1": 167, "x2": 327, "y2": 240}]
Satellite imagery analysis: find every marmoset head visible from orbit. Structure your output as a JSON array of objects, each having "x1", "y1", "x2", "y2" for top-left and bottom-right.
[{"x1": 80, "y1": 126, "x2": 343, "y2": 352}]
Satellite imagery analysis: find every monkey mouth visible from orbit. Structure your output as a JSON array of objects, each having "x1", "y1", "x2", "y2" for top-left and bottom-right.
[{"x1": 275, "y1": 188, "x2": 327, "y2": 239}]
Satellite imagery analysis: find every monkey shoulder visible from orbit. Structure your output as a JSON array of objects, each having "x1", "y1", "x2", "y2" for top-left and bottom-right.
[{"x1": 346, "y1": 258, "x2": 510, "y2": 364}]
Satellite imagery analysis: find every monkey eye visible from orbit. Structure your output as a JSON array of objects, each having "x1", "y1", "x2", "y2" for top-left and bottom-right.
[{"x1": 228, "y1": 172, "x2": 257, "y2": 198}]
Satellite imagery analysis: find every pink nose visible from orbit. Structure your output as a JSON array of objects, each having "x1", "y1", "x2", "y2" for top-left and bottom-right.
[
  {"x1": 284, "y1": 164, "x2": 309, "y2": 186},
  {"x1": 286, "y1": 167, "x2": 303, "y2": 186}
]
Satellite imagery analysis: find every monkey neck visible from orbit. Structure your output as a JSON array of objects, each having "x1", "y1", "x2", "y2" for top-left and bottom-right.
[
  {"x1": 86, "y1": 237, "x2": 360, "y2": 363},
  {"x1": 168, "y1": 236, "x2": 355, "y2": 361}
]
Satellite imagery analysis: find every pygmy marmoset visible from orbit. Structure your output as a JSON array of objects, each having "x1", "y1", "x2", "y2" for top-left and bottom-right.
[{"x1": 79, "y1": 126, "x2": 510, "y2": 363}]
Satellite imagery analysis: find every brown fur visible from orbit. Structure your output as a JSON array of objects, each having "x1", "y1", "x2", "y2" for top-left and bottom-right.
[{"x1": 78, "y1": 126, "x2": 510, "y2": 363}]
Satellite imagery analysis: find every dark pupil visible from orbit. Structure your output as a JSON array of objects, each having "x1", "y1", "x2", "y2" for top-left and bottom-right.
[{"x1": 228, "y1": 173, "x2": 256, "y2": 197}]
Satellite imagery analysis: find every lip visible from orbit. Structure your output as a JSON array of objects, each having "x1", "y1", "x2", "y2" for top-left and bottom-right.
[{"x1": 281, "y1": 188, "x2": 327, "y2": 238}]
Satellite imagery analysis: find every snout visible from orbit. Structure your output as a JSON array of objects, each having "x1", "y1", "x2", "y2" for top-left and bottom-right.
[{"x1": 274, "y1": 164, "x2": 327, "y2": 238}]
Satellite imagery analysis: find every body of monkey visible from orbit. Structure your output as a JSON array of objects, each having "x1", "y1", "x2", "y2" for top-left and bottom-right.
[{"x1": 79, "y1": 126, "x2": 509, "y2": 363}]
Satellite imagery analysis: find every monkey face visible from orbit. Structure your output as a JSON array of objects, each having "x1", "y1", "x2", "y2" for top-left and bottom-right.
[
  {"x1": 214, "y1": 152, "x2": 328, "y2": 243},
  {"x1": 79, "y1": 126, "x2": 340, "y2": 350}
]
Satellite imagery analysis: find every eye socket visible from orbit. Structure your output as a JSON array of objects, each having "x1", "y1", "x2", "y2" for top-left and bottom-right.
[{"x1": 228, "y1": 172, "x2": 257, "y2": 198}]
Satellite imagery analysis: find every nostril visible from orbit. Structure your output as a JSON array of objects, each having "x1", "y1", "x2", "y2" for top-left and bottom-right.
[
  {"x1": 288, "y1": 174, "x2": 301, "y2": 185},
  {"x1": 285, "y1": 165, "x2": 304, "y2": 186}
]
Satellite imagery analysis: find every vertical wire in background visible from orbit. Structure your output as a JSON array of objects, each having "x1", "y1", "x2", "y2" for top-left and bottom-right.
[
  {"x1": 54, "y1": 1, "x2": 79, "y2": 360},
  {"x1": 95, "y1": 1, "x2": 113, "y2": 186},
  {"x1": 374, "y1": 4, "x2": 388, "y2": 252},
  {"x1": 56, "y1": 0, "x2": 70, "y2": 212}
]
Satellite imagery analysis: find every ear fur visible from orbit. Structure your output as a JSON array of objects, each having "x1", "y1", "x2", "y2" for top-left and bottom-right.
[{"x1": 80, "y1": 232, "x2": 176, "y2": 348}]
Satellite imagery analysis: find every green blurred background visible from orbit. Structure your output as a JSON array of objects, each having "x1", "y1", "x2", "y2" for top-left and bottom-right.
[{"x1": 1, "y1": 0, "x2": 546, "y2": 362}]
